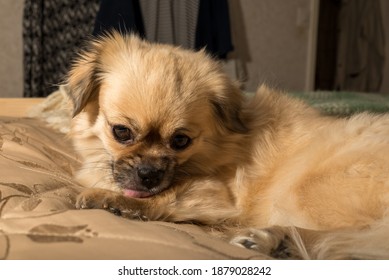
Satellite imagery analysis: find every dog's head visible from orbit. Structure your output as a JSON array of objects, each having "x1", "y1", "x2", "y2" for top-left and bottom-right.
[{"x1": 67, "y1": 32, "x2": 248, "y2": 198}]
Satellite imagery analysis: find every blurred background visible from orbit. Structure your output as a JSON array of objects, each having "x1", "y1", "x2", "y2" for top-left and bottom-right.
[{"x1": 0, "y1": 0, "x2": 388, "y2": 98}]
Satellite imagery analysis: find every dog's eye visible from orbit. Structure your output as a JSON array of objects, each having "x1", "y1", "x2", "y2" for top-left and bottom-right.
[
  {"x1": 112, "y1": 125, "x2": 134, "y2": 144},
  {"x1": 171, "y1": 134, "x2": 192, "y2": 151}
]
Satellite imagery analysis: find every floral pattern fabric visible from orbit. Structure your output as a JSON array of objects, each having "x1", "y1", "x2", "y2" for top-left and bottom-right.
[{"x1": 0, "y1": 117, "x2": 263, "y2": 260}]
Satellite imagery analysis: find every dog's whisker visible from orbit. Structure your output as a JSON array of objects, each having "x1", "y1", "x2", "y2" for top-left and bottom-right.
[{"x1": 72, "y1": 148, "x2": 107, "y2": 152}]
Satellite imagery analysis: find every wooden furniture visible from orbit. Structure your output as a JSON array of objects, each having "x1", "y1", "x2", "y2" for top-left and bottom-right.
[{"x1": 0, "y1": 98, "x2": 44, "y2": 117}]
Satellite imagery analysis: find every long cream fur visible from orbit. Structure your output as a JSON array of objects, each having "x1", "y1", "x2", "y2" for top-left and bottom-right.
[{"x1": 66, "y1": 32, "x2": 389, "y2": 259}]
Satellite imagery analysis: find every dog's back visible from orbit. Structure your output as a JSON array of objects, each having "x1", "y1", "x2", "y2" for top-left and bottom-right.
[{"x1": 232, "y1": 86, "x2": 389, "y2": 259}]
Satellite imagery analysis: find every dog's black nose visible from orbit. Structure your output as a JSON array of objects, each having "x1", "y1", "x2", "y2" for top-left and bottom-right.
[{"x1": 137, "y1": 166, "x2": 164, "y2": 189}]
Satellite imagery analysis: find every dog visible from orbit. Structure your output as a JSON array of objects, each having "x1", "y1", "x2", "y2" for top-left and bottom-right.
[{"x1": 66, "y1": 32, "x2": 389, "y2": 259}]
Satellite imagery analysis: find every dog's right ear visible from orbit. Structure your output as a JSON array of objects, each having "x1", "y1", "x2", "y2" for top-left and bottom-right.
[{"x1": 66, "y1": 43, "x2": 101, "y2": 117}]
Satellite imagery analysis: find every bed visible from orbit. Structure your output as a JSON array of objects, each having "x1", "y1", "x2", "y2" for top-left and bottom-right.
[
  {"x1": 0, "y1": 95, "x2": 263, "y2": 260},
  {"x1": 1, "y1": 90, "x2": 389, "y2": 260}
]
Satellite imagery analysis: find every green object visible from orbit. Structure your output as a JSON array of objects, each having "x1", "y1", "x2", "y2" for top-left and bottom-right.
[{"x1": 288, "y1": 91, "x2": 389, "y2": 116}]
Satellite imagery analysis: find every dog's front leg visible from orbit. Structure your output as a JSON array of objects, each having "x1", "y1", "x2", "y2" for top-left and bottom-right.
[
  {"x1": 75, "y1": 188, "x2": 174, "y2": 221},
  {"x1": 75, "y1": 179, "x2": 239, "y2": 225}
]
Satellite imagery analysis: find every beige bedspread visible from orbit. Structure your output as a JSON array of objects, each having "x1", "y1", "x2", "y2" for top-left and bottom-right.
[{"x1": 0, "y1": 109, "x2": 264, "y2": 259}]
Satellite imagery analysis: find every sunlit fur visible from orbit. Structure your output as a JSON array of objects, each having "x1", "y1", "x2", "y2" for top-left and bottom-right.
[{"x1": 67, "y1": 32, "x2": 389, "y2": 259}]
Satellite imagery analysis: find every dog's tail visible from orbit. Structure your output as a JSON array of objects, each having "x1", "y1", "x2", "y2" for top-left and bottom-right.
[{"x1": 292, "y1": 215, "x2": 389, "y2": 259}]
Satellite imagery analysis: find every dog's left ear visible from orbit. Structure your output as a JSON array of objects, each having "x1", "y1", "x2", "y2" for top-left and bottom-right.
[
  {"x1": 210, "y1": 86, "x2": 248, "y2": 134},
  {"x1": 66, "y1": 42, "x2": 102, "y2": 117}
]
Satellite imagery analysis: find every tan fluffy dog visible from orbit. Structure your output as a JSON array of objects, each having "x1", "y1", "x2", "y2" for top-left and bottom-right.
[{"x1": 67, "y1": 32, "x2": 389, "y2": 259}]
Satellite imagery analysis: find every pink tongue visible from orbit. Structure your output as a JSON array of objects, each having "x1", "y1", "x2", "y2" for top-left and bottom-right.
[{"x1": 123, "y1": 189, "x2": 152, "y2": 198}]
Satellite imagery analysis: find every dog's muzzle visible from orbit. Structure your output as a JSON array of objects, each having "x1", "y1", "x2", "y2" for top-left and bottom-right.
[
  {"x1": 112, "y1": 156, "x2": 175, "y2": 197},
  {"x1": 136, "y1": 165, "x2": 165, "y2": 189}
]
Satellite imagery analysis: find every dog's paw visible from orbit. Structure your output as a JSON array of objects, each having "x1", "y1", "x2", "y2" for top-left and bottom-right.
[
  {"x1": 76, "y1": 188, "x2": 118, "y2": 210},
  {"x1": 76, "y1": 188, "x2": 148, "y2": 220},
  {"x1": 230, "y1": 227, "x2": 299, "y2": 259},
  {"x1": 230, "y1": 228, "x2": 277, "y2": 252}
]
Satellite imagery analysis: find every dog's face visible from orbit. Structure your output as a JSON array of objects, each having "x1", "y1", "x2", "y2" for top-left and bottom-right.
[{"x1": 67, "y1": 33, "x2": 248, "y2": 198}]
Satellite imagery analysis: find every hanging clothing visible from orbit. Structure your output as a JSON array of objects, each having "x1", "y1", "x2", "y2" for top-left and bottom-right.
[
  {"x1": 335, "y1": 0, "x2": 385, "y2": 92},
  {"x1": 93, "y1": 0, "x2": 233, "y2": 59},
  {"x1": 23, "y1": 0, "x2": 100, "y2": 97},
  {"x1": 140, "y1": 0, "x2": 200, "y2": 50},
  {"x1": 195, "y1": 0, "x2": 234, "y2": 59},
  {"x1": 22, "y1": 0, "x2": 233, "y2": 97},
  {"x1": 92, "y1": 0, "x2": 145, "y2": 37}
]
